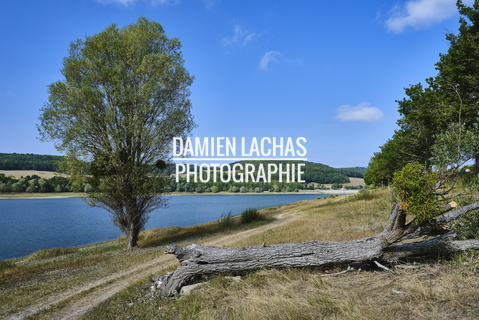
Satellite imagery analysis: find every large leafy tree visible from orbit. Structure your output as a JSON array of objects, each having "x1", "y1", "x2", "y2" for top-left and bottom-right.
[
  {"x1": 38, "y1": 17, "x2": 195, "y2": 249},
  {"x1": 436, "y1": 0, "x2": 479, "y2": 171},
  {"x1": 366, "y1": 0, "x2": 479, "y2": 184}
]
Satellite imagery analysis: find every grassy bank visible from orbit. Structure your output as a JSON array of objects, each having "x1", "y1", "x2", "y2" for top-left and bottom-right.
[{"x1": 1, "y1": 189, "x2": 478, "y2": 319}]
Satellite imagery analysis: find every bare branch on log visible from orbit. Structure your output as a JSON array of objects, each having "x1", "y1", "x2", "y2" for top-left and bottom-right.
[
  {"x1": 155, "y1": 200, "x2": 479, "y2": 297},
  {"x1": 399, "y1": 200, "x2": 479, "y2": 241},
  {"x1": 384, "y1": 201, "x2": 400, "y2": 232},
  {"x1": 381, "y1": 232, "x2": 479, "y2": 262}
]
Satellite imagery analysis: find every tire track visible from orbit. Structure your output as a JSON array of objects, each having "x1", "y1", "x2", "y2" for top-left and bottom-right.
[{"x1": 8, "y1": 207, "x2": 300, "y2": 320}]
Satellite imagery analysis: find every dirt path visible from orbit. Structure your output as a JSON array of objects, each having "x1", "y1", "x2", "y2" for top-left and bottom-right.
[{"x1": 8, "y1": 208, "x2": 301, "y2": 320}]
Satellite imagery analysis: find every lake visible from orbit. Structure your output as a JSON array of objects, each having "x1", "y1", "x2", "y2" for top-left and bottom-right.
[{"x1": 0, "y1": 194, "x2": 325, "y2": 260}]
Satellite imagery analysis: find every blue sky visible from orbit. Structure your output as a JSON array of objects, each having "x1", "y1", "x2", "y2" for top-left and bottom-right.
[{"x1": 0, "y1": 0, "x2": 473, "y2": 167}]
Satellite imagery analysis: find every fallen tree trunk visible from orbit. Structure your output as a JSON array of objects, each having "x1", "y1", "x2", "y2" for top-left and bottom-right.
[
  {"x1": 157, "y1": 237, "x2": 385, "y2": 297},
  {"x1": 155, "y1": 200, "x2": 479, "y2": 297}
]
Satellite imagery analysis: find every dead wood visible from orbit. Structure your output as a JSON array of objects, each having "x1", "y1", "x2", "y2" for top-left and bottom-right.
[{"x1": 155, "y1": 200, "x2": 479, "y2": 297}]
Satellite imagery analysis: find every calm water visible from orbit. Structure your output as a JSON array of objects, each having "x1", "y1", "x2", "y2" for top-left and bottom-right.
[{"x1": 0, "y1": 194, "x2": 324, "y2": 260}]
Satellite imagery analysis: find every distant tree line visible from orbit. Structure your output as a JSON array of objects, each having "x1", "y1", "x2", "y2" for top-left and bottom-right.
[
  {"x1": 0, "y1": 153, "x2": 62, "y2": 171},
  {"x1": 0, "y1": 172, "x2": 362, "y2": 195},
  {"x1": 171, "y1": 178, "x2": 306, "y2": 193},
  {"x1": 171, "y1": 178, "x2": 363, "y2": 194},
  {"x1": 0, "y1": 154, "x2": 366, "y2": 194},
  {"x1": 176, "y1": 160, "x2": 365, "y2": 185},
  {"x1": 0, "y1": 173, "x2": 91, "y2": 193}
]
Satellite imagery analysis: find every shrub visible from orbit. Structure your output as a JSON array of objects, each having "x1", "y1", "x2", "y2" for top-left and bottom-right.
[
  {"x1": 391, "y1": 162, "x2": 439, "y2": 222},
  {"x1": 351, "y1": 189, "x2": 376, "y2": 201},
  {"x1": 452, "y1": 209, "x2": 479, "y2": 239},
  {"x1": 0, "y1": 260, "x2": 15, "y2": 272},
  {"x1": 84, "y1": 183, "x2": 94, "y2": 193},
  {"x1": 331, "y1": 183, "x2": 343, "y2": 190},
  {"x1": 241, "y1": 208, "x2": 264, "y2": 224},
  {"x1": 218, "y1": 211, "x2": 234, "y2": 229}
]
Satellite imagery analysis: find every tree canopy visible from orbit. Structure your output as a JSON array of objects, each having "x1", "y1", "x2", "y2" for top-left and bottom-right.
[
  {"x1": 366, "y1": 0, "x2": 479, "y2": 185},
  {"x1": 38, "y1": 17, "x2": 195, "y2": 249},
  {"x1": 0, "y1": 153, "x2": 62, "y2": 171}
]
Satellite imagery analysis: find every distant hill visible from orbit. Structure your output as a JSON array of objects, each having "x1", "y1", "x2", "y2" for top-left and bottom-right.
[
  {"x1": 337, "y1": 167, "x2": 367, "y2": 178},
  {"x1": 0, "y1": 153, "x2": 366, "y2": 185},
  {"x1": 0, "y1": 153, "x2": 63, "y2": 171},
  {"x1": 232, "y1": 160, "x2": 366, "y2": 184}
]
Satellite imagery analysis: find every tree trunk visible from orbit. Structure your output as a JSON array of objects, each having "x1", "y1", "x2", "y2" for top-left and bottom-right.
[
  {"x1": 126, "y1": 224, "x2": 140, "y2": 250},
  {"x1": 157, "y1": 237, "x2": 385, "y2": 297},
  {"x1": 475, "y1": 153, "x2": 479, "y2": 176},
  {"x1": 155, "y1": 200, "x2": 479, "y2": 297}
]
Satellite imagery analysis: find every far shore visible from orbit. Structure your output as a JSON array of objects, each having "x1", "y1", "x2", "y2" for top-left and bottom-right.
[
  {"x1": 0, "y1": 192, "x2": 86, "y2": 200},
  {"x1": 0, "y1": 189, "x2": 359, "y2": 200}
]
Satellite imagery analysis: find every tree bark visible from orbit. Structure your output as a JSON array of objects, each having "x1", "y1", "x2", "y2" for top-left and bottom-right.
[
  {"x1": 475, "y1": 153, "x2": 479, "y2": 177},
  {"x1": 155, "y1": 200, "x2": 479, "y2": 297},
  {"x1": 126, "y1": 224, "x2": 140, "y2": 250},
  {"x1": 381, "y1": 232, "x2": 479, "y2": 262}
]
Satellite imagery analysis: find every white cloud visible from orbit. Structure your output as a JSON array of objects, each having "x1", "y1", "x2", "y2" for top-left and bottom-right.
[
  {"x1": 385, "y1": 0, "x2": 459, "y2": 33},
  {"x1": 336, "y1": 102, "x2": 384, "y2": 122},
  {"x1": 96, "y1": 0, "x2": 180, "y2": 6},
  {"x1": 222, "y1": 25, "x2": 258, "y2": 47},
  {"x1": 151, "y1": 0, "x2": 179, "y2": 5},
  {"x1": 259, "y1": 51, "x2": 282, "y2": 70},
  {"x1": 201, "y1": 0, "x2": 220, "y2": 10},
  {"x1": 96, "y1": 0, "x2": 139, "y2": 6}
]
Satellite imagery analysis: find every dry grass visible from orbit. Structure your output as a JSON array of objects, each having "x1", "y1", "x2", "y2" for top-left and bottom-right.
[
  {"x1": 3, "y1": 188, "x2": 479, "y2": 320},
  {"x1": 234, "y1": 190, "x2": 391, "y2": 246},
  {"x1": 322, "y1": 177, "x2": 365, "y2": 189},
  {"x1": 79, "y1": 189, "x2": 479, "y2": 319},
  {"x1": 0, "y1": 170, "x2": 67, "y2": 179}
]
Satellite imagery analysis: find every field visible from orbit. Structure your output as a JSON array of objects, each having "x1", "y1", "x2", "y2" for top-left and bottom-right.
[
  {"x1": 0, "y1": 170, "x2": 66, "y2": 179},
  {"x1": 1, "y1": 189, "x2": 478, "y2": 319}
]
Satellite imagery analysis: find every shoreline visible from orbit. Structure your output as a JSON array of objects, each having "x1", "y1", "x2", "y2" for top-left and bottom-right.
[
  {"x1": 0, "y1": 189, "x2": 360, "y2": 200},
  {"x1": 1, "y1": 190, "x2": 360, "y2": 260}
]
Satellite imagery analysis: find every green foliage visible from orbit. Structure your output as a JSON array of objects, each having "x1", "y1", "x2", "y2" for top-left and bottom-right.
[
  {"x1": 231, "y1": 160, "x2": 361, "y2": 184},
  {"x1": 337, "y1": 166, "x2": 367, "y2": 178},
  {"x1": 391, "y1": 162, "x2": 440, "y2": 221},
  {"x1": 217, "y1": 211, "x2": 234, "y2": 229},
  {"x1": 240, "y1": 208, "x2": 264, "y2": 224},
  {"x1": 367, "y1": 1, "x2": 479, "y2": 184},
  {"x1": 451, "y1": 210, "x2": 479, "y2": 239},
  {"x1": 364, "y1": 137, "x2": 410, "y2": 186},
  {"x1": 0, "y1": 153, "x2": 62, "y2": 171},
  {"x1": 84, "y1": 183, "x2": 94, "y2": 193},
  {"x1": 38, "y1": 17, "x2": 195, "y2": 250},
  {"x1": 11, "y1": 182, "x2": 25, "y2": 193},
  {"x1": 432, "y1": 122, "x2": 479, "y2": 170}
]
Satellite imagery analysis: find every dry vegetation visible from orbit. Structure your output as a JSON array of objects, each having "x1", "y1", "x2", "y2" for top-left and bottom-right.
[
  {"x1": 0, "y1": 170, "x2": 67, "y2": 179},
  {"x1": 1, "y1": 189, "x2": 479, "y2": 319}
]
